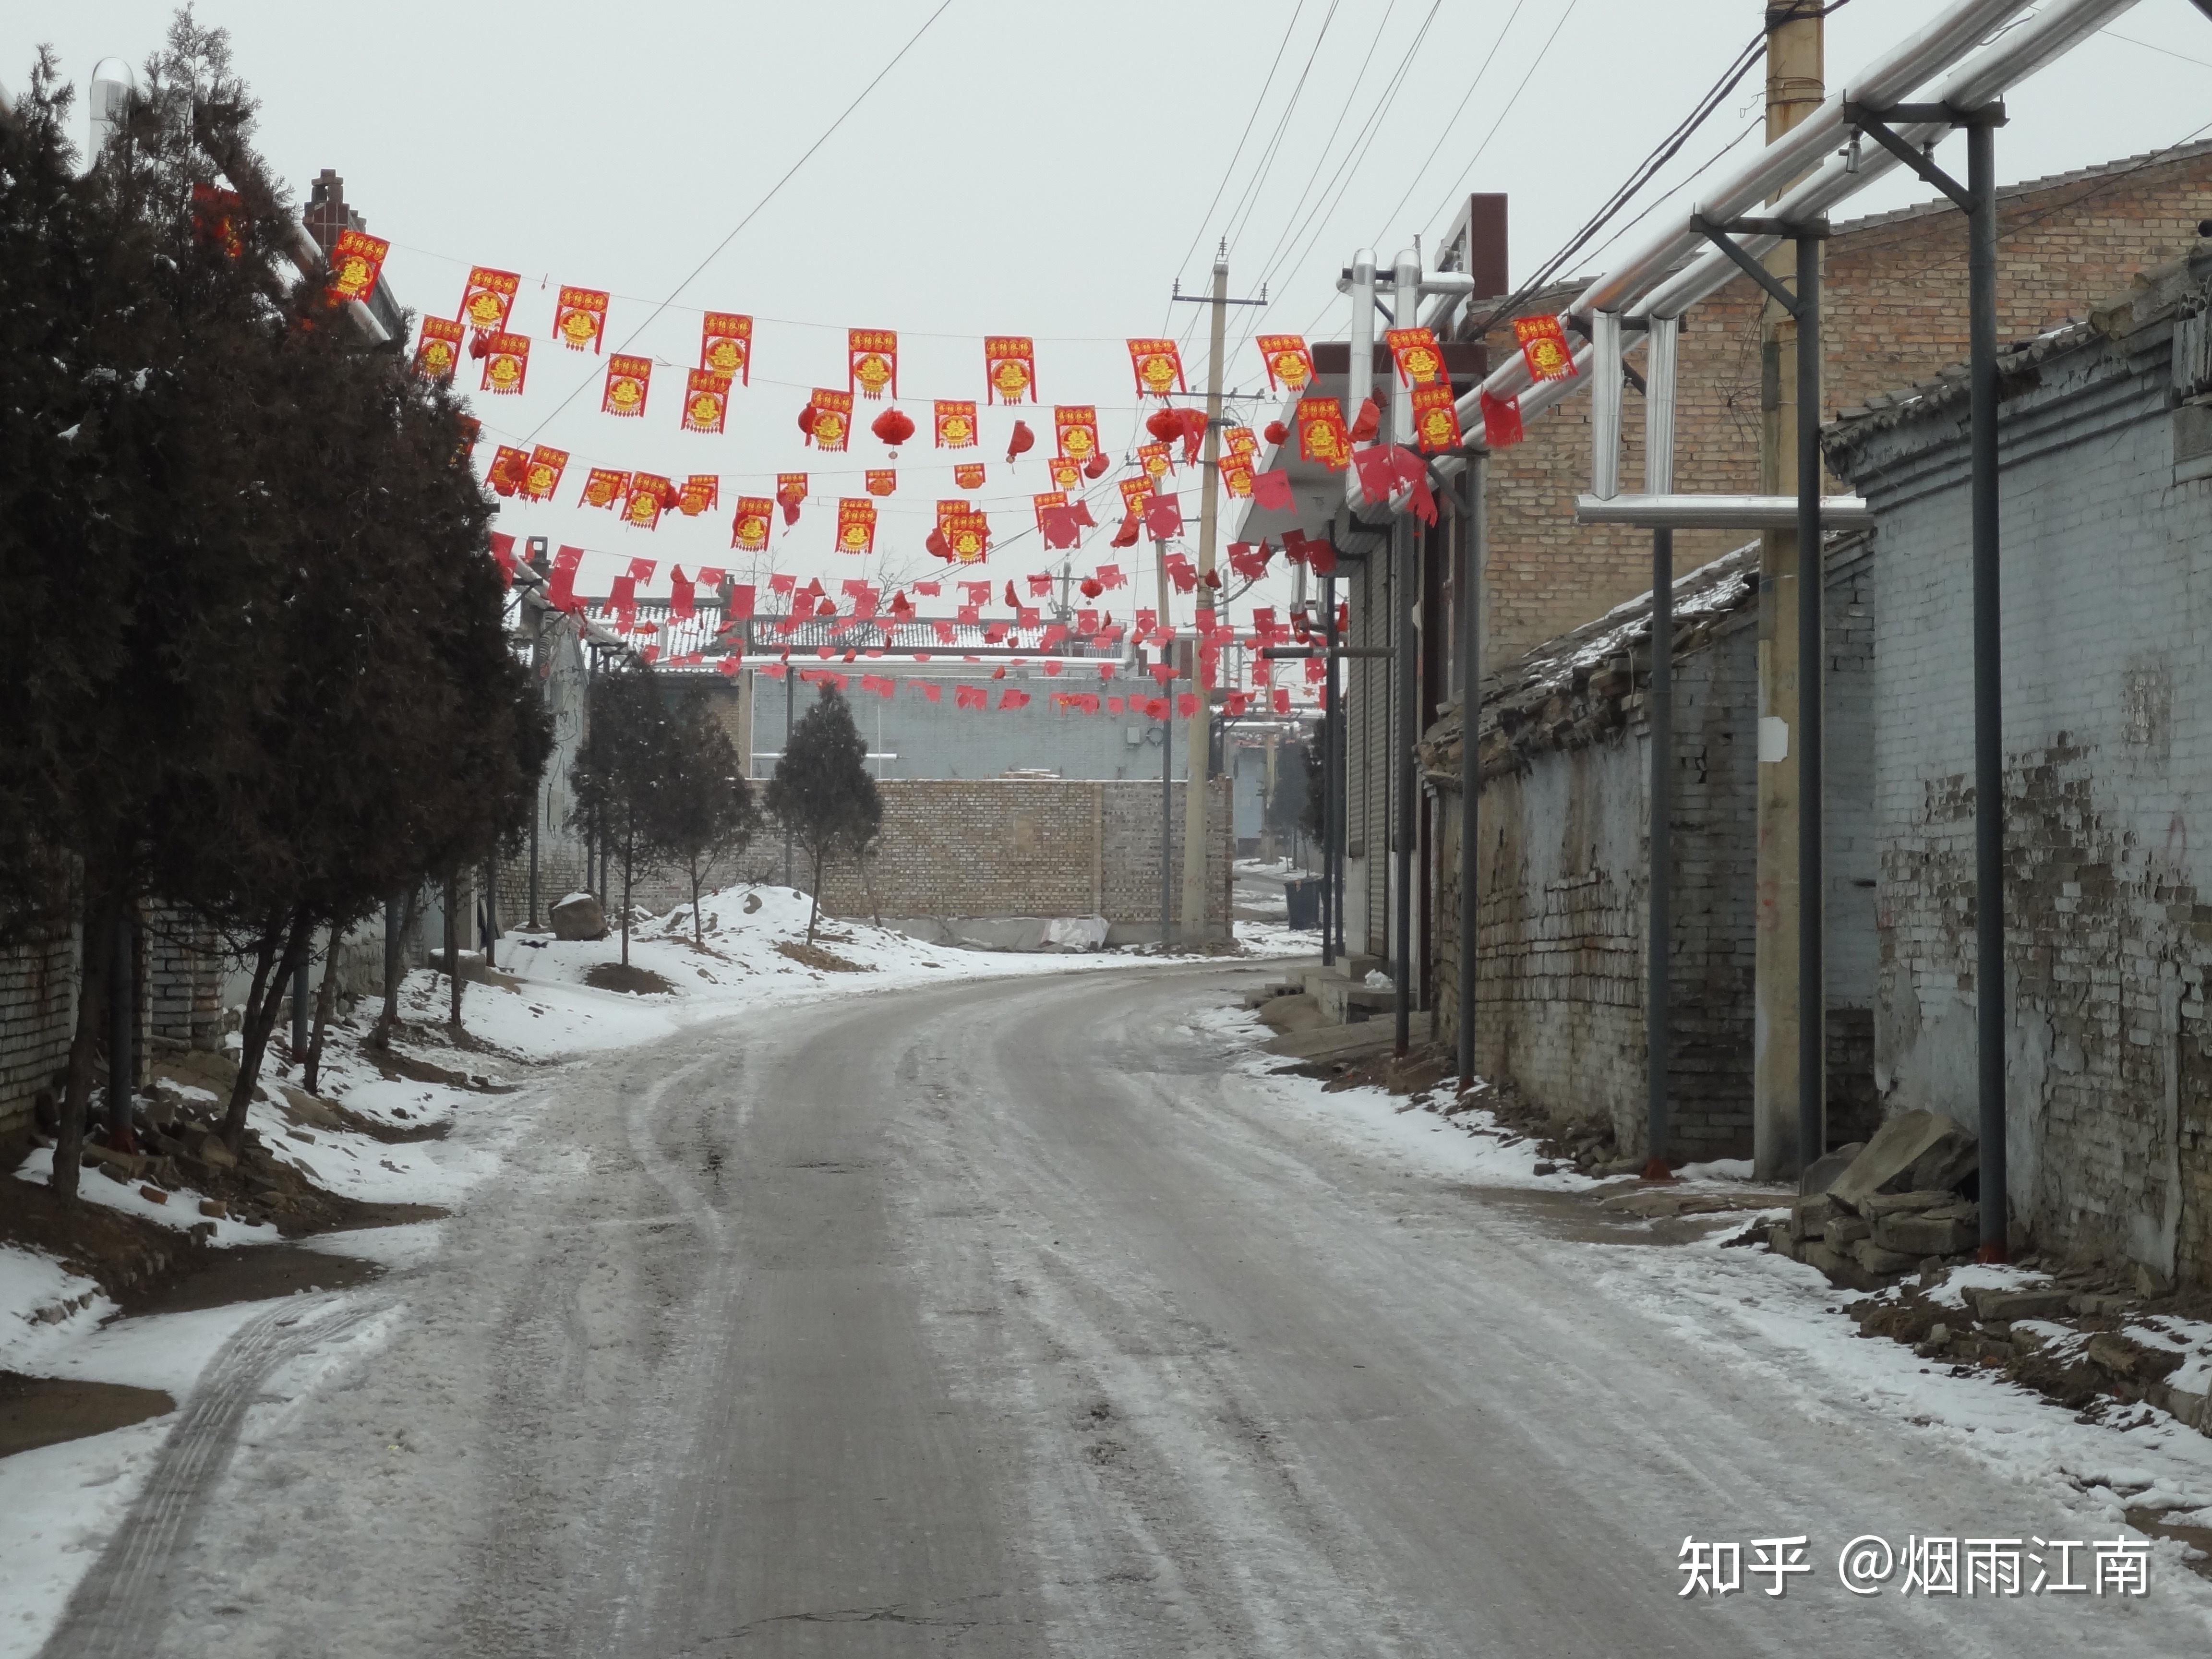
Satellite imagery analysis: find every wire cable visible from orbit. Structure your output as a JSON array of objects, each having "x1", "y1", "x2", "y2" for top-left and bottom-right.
[{"x1": 1172, "y1": 0, "x2": 1310, "y2": 284}]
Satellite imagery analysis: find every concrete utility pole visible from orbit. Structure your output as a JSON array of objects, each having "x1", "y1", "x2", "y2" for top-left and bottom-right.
[
  {"x1": 1156, "y1": 536, "x2": 1176, "y2": 948},
  {"x1": 1179, "y1": 255, "x2": 1231, "y2": 943},
  {"x1": 1753, "y1": 0, "x2": 1825, "y2": 1180}
]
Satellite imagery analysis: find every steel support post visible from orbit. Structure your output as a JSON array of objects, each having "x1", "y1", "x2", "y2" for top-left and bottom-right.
[
  {"x1": 1968, "y1": 120, "x2": 2007, "y2": 1257},
  {"x1": 1320, "y1": 575, "x2": 1337, "y2": 967},
  {"x1": 1647, "y1": 526, "x2": 1674, "y2": 1173},
  {"x1": 1795, "y1": 228, "x2": 1826, "y2": 1181},
  {"x1": 1456, "y1": 455, "x2": 1485, "y2": 1088},
  {"x1": 1394, "y1": 512, "x2": 1417, "y2": 1057}
]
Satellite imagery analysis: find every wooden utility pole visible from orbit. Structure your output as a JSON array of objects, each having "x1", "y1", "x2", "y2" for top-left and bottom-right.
[
  {"x1": 1180, "y1": 255, "x2": 1231, "y2": 942},
  {"x1": 1753, "y1": 0, "x2": 1826, "y2": 1179}
]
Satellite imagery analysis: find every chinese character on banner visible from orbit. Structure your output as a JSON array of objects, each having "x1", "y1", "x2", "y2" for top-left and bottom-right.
[
  {"x1": 603, "y1": 354, "x2": 652, "y2": 418},
  {"x1": 953, "y1": 462, "x2": 986, "y2": 490},
  {"x1": 480, "y1": 333, "x2": 530, "y2": 395},
  {"x1": 1126, "y1": 337, "x2": 1186, "y2": 398},
  {"x1": 836, "y1": 499, "x2": 878, "y2": 555},
  {"x1": 1217, "y1": 453, "x2": 1255, "y2": 498},
  {"x1": 486, "y1": 445, "x2": 529, "y2": 497},
  {"x1": 1480, "y1": 389, "x2": 1524, "y2": 448},
  {"x1": 413, "y1": 316, "x2": 465, "y2": 382},
  {"x1": 702, "y1": 312, "x2": 752, "y2": 382},
  {"x1": 805, "y1": 389, "x2": 854, "y2": 451},
  {"x1": 776, "y1": 472, "x2": 808, "y2": 521},
  {"x1": 848, "y1": 328, "x2": 897, "y2": 398},
  {"x1": 682, "y1": 369, "x2": 732, "y2": 434},
  {"x1": 934, "y1": 399, "x2": 978, "y2": 449},
  {"x1": 1046, "y1": 454, "x2": 1082, "y2": 492},
  {"x1": 522, "y1": 445, "x2": 568, "y2": 502},
  {"x1": 1411, "y1": 383, "x2": 1464, "y2": 452},
  {"x1": 1384, "y1": 326, "x2": 1446, "y2": 387},
  {"x1": 1032, "y1": 490, "x2": 1069, "y2": 532},
  {"x1": 326, "y1": 229, "x2": 389, "y2": 305},
  {"x1": 1137, "y1": 442, "x2": 1173, "y2": 481},
  {"x1": 1513, "y1": 313, "x2": 1578, "y2": 381},
  {"x1": 1117, "y1": 475, "x2": 1154, "y2": 515},
  {"x1": 580, "y1": 467, "x2": 629, "y2": 509},
  {"x1": 547, "y1": 286, "x2": 607, "y2": 353},
  {"x1": 678, "y1": 475, "x2": 718, "y2": 516},
  {"x1": 1296, "y1": 397, "x2": 1351, "y2": 470},
  {"x1": 866, "y1": 469, "x2": 897, "y2": 497},
  {"x1": 1254, "y1": 333, "x2": 1314, "y2": 391},
  {"x1": 984, "y1": 335, "x2": 1036, "y2": 404},
  {"x1": 457, "y1": 266, "x2": 520, "y2": 335},
  {"x1": 730, "y1": 495, "x2": 774, "y2": 552},
  {"x1": 947, "y1": 511, "x2": 990, "y2": 563},
  {"x1": 1053, "y1": 405, "x2": 1102, "y2": 463},
  {"x1": 625, "y1": 473, "x2": 675, "y2": 531},
  {"x1": 1225, "y1": 425, "x2": 1259, "y2": 458}
]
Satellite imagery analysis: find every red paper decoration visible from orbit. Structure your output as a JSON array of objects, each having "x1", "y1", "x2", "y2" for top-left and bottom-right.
[
  {"x1": 871, "y1": 406, "x2": 916, "y2": 451},
  {"x1": 553, "y1": 286, "x2": 610, "y2": 353},
  {"x1": 1006, "y1": 420, "x2": 1035, "y2": 463},
  {"x1": 1513, "y1": 314, "x2": 1578, "y2": 381}
]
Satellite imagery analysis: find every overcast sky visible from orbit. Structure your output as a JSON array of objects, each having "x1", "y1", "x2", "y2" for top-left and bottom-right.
[{"x1": 11, "y1": 0, "x2": 2209, "y2": 609}]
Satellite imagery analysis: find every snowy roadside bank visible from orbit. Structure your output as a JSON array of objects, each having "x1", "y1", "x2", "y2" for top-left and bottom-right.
[{"x1": 1197, "y1": 995, "x2": 2212, "y2": 1595}]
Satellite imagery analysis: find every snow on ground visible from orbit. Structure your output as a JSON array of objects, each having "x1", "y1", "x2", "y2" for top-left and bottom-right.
[{"x1": 1203, "y1": 996, "x2": 2212, "y2": 1580}]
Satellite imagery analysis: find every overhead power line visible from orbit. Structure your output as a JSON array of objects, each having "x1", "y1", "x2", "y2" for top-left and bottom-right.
[{"x1": 1172, "y1": 0, "x2": 1311, "y2": 285}]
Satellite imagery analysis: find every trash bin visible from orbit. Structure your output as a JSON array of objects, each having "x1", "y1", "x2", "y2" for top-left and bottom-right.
[{"x1": 1283, "y1": 878, "x2": 1320, "y2": 930}]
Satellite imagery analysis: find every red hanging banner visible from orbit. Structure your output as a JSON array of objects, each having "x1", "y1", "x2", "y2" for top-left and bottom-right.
[
  {"x1": 804, "y1": 389, "x2": 854, "y2": 451},
  {"x1": 678, "y1": 475, "x2": 719, "y2": 516},
  {"x1": 776, "y1": 472, "x2": 808, "y2": 507},
  {"x1": 1046, "y1": 454, "x2": 1082, "y2": 493},
  {"x1": 731, "y1": 495, "x2": 774, "y2": 552},
  {"x1": 480, "y1": 333, "x2": 530, "y2": 396},
  {"x1": 1383, "y1": 326, "x2": 1446, "y2": 387},
  {"x1": 945, "y1": 510, "x2": 990, "y2": 563},
  {"x1": 848, "y1": 328, "x2": 897, "y2": 399},
  {"x1": 457, "y1": 266, "x2": 520, "y2": 335},
  {"x1": 1137, "y1": 441, "x2": 1173, "y2": 481},
  {"x1": 1126, "y1": 337, "x2": 1186, "y2": 398},
  {"x1": 487, "y1": 445, "x2": 529, "y2": 497},
  {"x1": 603, "y1": 354, "x2": 652, "y2": 418},
  {"x1": 1512, "y1": 314, "x2": 1578, "y2": 382},
  {"x1": 953, "y1": 462, "x2": 986, "y2": 490},
  {"x1": 934, "y1": 399, "x2": 978, "y2": 449},
  {"x1": 1411, "y1": 383, "x2": 1464, "y2": 452},
  {"x1": 682, "y1": 369, "x2": 732, "y2": 433},
  {"x1": 1032, "y1": 490, "x2": 1069, "y2": 533},
  {"x1": 1053, "y1": 405, "x2": 1102, "y2": 464},
  {"x1": 702, "y1": 312, "x2": 753, "y2": 383},
  {"x1": 1216, "y1": 453, "x2": 1255, "y2": 499},
  {"x1": 326, "y1": 229, "x2": 389, "y2": 305},
  {"x1": 1225, "y1": 425, "x2": 1258, "y2": 458},
  {"x1": 836, "y1": 499, "x2": 878, "y2": 555},
  {"x1": 522, "y1": 445, "x2": 568, "y2": 502},
  {"x1": 984, "y1": 336, "x2": 1036, "y2": 404},
  {"x1": 580, "y1": 467, "x2": 629, "y2": 509},
  {"x1": 548, "y1": 286, "x2": 607, "y2": 353},
  {"x1": 1117, "y1": 475, "x2": 1154, "y2": 514},
  {"x1": 1479, "y1": 389, "x2": 1525, "y2": 448},
  {"x1": 625, "y1": 473, "x2": 675, "y2": 531},
  {"x1": 1254, "y1": 333, "x2": 1314, "y2": 392},
  {"x1": 412, "y1": 316, "x2": 465, "y2": 382},
  {"x1": 866, "y1": 469, "x2": 897, "y2": 497},
  {"x1": 1295, "y1": 397, "x2": 1351, "y2": 470}
]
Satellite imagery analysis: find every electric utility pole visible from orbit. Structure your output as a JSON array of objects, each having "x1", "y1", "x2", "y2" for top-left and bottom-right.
[
  {"x1": 1173, "y1": 250, "x2": 1266, "y2": 943},
  {"x1": 1753, "y1": 0, "x2": 1825, "y2": 1180}
]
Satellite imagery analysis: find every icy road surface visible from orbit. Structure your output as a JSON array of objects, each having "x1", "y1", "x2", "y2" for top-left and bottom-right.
[{"x1": 40, "y1": 962, "x2": 2212, "y2": 1656}]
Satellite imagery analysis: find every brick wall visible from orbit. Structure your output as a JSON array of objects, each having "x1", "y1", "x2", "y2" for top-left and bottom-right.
[
  {"x1": 0, "y1": 921, "x2": 75, "y2": 1140},
  {"x1": 145, "y1": 905, "x2": 223, "y2": 1057},
  {"x1": 1828, "y1": 247, "x2": 2212, "y2": 1282},
  {"x1": 811, "y1": 777, "x2": 1232, "y2": 936},
  {"x1": 1463, "y1": 142, "x2": 2212, "y2": 665}
]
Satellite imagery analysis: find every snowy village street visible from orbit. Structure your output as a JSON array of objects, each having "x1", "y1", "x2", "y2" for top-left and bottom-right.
[{"x1": 19, "y1": 957, "x2": 2209, "y2": 1658}]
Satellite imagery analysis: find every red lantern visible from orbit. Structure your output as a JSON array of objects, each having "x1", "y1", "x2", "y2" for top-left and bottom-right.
[
  {"x1": 1006, "y1": 419, "x2": 1035, "y2": 463},
  {"x1": 1080, "y1": 577, "x2": 1104, "y2": 599},
  {"x1": 469, "y1": 332, "x2": 494, "y2": 361},
  {"x1": 1110, "y1": 514, "x2": 1140, "y2": 549},
  {"x1": 1263, "y1": 419, "x2": 1288, "y2": 446},
  {"x1": 1083, "y1": 454, "x2": 1109, "y2": 479},
  {"x1": 797, "y1": 404, "x2": 818, "y2": 437},
  {"x1": 1201, "y1": 567, "x2": 1221, "y2": 589},
  {"x1": 1349, "y1": 396, "x2": 1382, "y2": 443},
  {"x1": 1145, "y1": 406, "x2": 1185, "y2": 444},
  {"x1": 926, "y1": 529, "x2": 952, "y2": 560},
  {"x1": 1178, "y1": 406, "x2": 1207, "y2": 464},
  {"x1": 871, "y1": 406, "x2": 916, "y2": 453}
]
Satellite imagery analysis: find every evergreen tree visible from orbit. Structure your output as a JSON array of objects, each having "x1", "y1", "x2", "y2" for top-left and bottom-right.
[
  {"x1": 570, "y1": 664, "x2": 669, "y2": 967},
  {"x1": 765, "y1": 686, "x2": 881, "y2": 943},
  {"x1": 646, "y1": 685, "x2": 758, "y2": 945}
]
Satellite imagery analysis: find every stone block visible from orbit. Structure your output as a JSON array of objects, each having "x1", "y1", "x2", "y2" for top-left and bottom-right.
[
  {"x1": 1823, "y1": 1214, "x2": 1872, "y2": 1248},
  {"x1": 1966, "y1": 1285, "x2": 2075, "y2": 1323},
  {"x1": 1788, "y1": 1193, "x2": 1838, "y2": 1241},
  {"x1": 1852, "y1": 1238, "x2": 1916, "y2": 1276},
  {"x1": 1861, "y1": 1189, "x2": 1954, "y2": 1217},
  {"x1": 1800, "y1": 1141, "x2": 1864, "y2": 1196},
  {"x1": 551, "y1": 892, "x2": 606, "y2": 941},
  {"x1": 1875, "y1": 1211, "x2": 1978, "y2": 1256},
  {"x1": 1827, "y1": 1110, "x2": 1976, "y2": 1213}
]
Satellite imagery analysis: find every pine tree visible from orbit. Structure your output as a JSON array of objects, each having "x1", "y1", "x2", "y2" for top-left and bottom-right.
[
  {"x1": 646, "y1": 685, "x2": 758, "y2": 945},
  {"x1": 765, "y1": 686, "x2": 881, "y2": 943},
  {"x1": 570, "y1": 664, "x2": 668, "y2": 968}
]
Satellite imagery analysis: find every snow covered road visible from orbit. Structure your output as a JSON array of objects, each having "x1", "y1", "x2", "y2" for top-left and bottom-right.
[{"x1": 39, "y1": 961, "x2": 2212, "y2": 1656}]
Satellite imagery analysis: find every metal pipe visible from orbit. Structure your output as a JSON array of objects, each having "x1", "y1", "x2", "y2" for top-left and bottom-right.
[
  {"x1": 1590, "y1": 310, "x2": 1623, "y2": 499},
  {"x1": 1969, "y1": 118, "x2": 2007, "y2": 1257},
  {"x1": 1158, "y1": 539, "x2": 1175, "y2": 950},
  {"x1": 1323, "y1": 571, "x2": 1343, "y2": 963},
  {"x1": 1796, "y1": 229, "x2": 1826, "y2": 1180},
  {"x1": 1575, "y1": 492, "x2": 1871, "y2": 529},
  {"x1": 1392, "y1": 250, "x2": 1420, "y2": 1058},
  {"x1": 1456, "y1": 455, "x2": 1485, "y2": 1088},
  {"x1": 1644, "y1": 315, "x2": 1678, "y2": 1175}
]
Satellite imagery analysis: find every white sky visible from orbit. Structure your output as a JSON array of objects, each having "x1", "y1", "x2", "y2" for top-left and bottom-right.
[{"x1": 12, "y1": 0, "x2": 2211, "y2": 616}]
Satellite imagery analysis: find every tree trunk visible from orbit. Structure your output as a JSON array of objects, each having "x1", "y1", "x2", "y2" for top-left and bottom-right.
[
  {"x1": 53, "y1": 883, "x2": 120, "y2": 1200},
  {"x1": 445, "y1": 869, "x2": 464, "y2": 1032},
  {"x1": 303, "y1": 923, "x2": 344, "y2": 1096},
  {"x1": 807, "y1": 846, "x2": 824, "y2": 943},
  {"x1": 858, "y1": 847, "x2": 883, "y2": 929},
  {"x1": 621, "y1": 813, "x2": 634, "y2": 968},
  {"x1": 221, "y1": 910, "x2": 313, "y2": 1154},
  {"x1": 373, "y1": 887, "x2": 414, "y2": 1049},
  {"x1": 689, "y1": 862, "x2": 703, "y2": 946}
]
